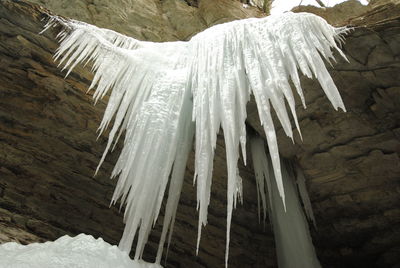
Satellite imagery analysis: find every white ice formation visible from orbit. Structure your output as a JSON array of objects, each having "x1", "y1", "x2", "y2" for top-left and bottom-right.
[
  {"x1": 251, "y1": 136, "x2": 320, "y2": 268},
  {"x1": 0, "y1": 234, "x2": 162, "y2": 268},
  {"x1": 42, "y1": 11, "x2": 347, "y2": 266}
]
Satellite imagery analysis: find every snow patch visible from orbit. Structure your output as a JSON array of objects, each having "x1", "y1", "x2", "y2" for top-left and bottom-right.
[{"x1": 0, "y1": 234, "x2": 162, "y2": 268}]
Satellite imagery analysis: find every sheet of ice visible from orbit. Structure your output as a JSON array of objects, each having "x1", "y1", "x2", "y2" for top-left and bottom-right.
[
  {"x1": 0, "y1": 234, "x2": 162, "y2": 268},
  {"x1": 43, "y1": 11, "x2": 347, "y2": 266},
  {"x1": 250, "y1": 137, "x2": 321, "y2": 268}
]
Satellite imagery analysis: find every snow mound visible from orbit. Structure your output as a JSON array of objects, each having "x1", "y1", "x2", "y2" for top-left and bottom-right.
[{"x1": 0, "y1": 234, "x2": 162, "y2": 268}]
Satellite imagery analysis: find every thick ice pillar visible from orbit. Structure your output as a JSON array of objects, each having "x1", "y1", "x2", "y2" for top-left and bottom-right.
[{"x1": 251, "y1": 136, "x2": 321, "y2": 268}]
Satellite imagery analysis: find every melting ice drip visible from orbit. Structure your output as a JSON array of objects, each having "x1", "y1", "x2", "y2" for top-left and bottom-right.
[{"x1": 41, "y1": 12, "x2": 347, "y2": 267}]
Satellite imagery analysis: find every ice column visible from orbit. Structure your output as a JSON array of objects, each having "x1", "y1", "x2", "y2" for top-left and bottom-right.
[{"x1": 251, "y1": 136, "x2": 321, "y2": 268}]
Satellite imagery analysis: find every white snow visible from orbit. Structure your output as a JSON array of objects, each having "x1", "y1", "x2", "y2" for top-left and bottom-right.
[
  {"x1": 42, "y1": 11, "x2": 347, "y2": 266},
  {"x1": 0, "y1": 234, "x2": 162, "y2": 268}
]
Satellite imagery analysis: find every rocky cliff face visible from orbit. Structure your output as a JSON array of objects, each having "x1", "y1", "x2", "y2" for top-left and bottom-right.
[
  {"x1": 292, "y1": 0, "x2": 370, "y2": 25},
  {"x1": 0, "y1": 1, "x2": 399, "y2": 268},
  {"x1": 27, "y1": 0, "x2": 263, "y2": 41}
]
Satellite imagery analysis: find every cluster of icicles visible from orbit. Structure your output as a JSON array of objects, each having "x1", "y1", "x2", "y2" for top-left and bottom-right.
[{"x1": 43, "y1": 12, "x2": 347, "y2": 267}]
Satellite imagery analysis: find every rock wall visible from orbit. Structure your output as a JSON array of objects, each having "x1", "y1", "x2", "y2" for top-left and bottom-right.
[
  {"x1": 27, "y1": 0, "x2": 263, "y2": 41},
  {"x1": 0, "y1": 0, "x2": 399, "y2": 268},
  {"x1": 292, "y1": 0, "x2": 371, "y2": 25}
]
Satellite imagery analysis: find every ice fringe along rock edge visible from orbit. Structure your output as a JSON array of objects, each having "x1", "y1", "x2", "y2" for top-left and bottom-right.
[{"x1": 40, "y1": 11, "x2": 349, "y2": 267}]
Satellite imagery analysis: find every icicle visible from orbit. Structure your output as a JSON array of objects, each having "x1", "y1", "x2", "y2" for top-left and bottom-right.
[
  {"x1": 43, "y1": 16, "x2": 193, "y2": 261},
  {"x1": 250, "y1": 137, "x2": 321, "y2": 268},
  {"x1": 250, "y1": 137, "x2": 271, "y2": 223},
  {"x1": 43, "y1": 11, "x2": 347, "y2": 266},
  {"x1": 295, "y1": 164, "x2": 317, "y2": 228},
  {"x1": 156, "y1": 81, "x2": 195, "y2": 264}
]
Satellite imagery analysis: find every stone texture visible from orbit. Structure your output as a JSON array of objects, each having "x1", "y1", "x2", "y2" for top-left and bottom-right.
[
  {"x1": 27, "y1": 0, "x2": 263, "y2": 41},
  {"x1": 292, "y1": 0, "x2": 371, "y2": 26},
  {"x1": 0, "y1": 1, "x2": 400, "y2": 268}
]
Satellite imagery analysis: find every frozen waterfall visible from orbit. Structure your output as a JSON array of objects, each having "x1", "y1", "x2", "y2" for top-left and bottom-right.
[
  {"x1": 41, "y1": 11, "x2": 348, "y2": 267},
  {"x1": 251, "y1": 136, "x2": 321, "y2": 268}
]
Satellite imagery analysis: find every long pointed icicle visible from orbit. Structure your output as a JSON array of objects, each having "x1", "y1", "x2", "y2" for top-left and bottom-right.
[
  {"x1": 44, "y1": 11, "x2": 347, "y2": 267},
  {"x1": 295, "y1": 165, "x2": 317, "y2": 228}
]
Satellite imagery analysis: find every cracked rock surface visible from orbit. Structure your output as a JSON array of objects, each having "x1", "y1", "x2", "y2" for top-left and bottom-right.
[{"x1": 0, "y1": 1, "x2": 399, "y2": 267}]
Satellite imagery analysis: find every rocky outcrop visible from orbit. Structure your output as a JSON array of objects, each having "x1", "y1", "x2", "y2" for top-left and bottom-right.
[
  {"x1": 0, "y1": 1, "x2": 399, "y2": 268},
  {"x1": 292, "y1": 0, "x2": 371, "y2": 25},
  {"x1": 27, "y1": 0, "x2": 263, "y2": 41}
]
